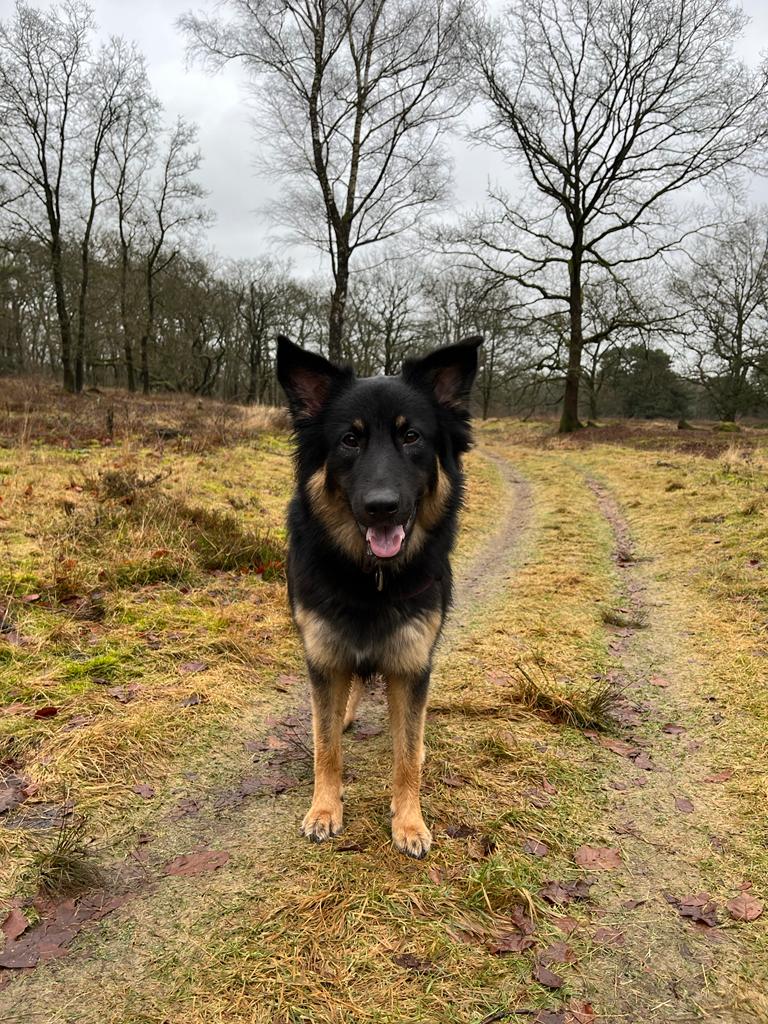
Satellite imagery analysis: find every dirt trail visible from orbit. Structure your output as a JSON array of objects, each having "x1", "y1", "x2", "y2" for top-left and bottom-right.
[{"x1": 578, "y1": 475, "x2": 762, "y2": 1024}]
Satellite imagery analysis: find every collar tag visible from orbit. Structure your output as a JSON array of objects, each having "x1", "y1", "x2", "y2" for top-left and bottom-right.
[{"x1": 376, "y1": 567, "x2": 384, "y2": 591}]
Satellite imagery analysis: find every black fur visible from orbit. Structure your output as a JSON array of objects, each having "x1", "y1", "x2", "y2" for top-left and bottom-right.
[
  {"x1": 276, "y1": 334, "x2": 481, "y2": 856},
  {"x1": 277, "y1": 335, "x2": 481, "y2": 675}
]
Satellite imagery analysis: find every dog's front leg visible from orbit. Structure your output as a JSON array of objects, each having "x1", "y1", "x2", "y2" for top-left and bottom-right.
[
  {"x1": 387, "y1": 673, "x2": 432, "y2": 859},
  {"x1": 302, "y1": 669, "x2": 351, "y2": 843}
]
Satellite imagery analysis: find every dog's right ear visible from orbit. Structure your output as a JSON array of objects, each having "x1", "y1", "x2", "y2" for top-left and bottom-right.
[{"x1": 276, "y1": 336, "x2": 350, "y2": 420}]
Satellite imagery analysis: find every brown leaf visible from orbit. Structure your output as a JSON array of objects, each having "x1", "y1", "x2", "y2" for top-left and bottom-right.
[
  {"x1": 169, "y1": 796, "x2": 202, "y2": 819},
  {"x1": 427, "y1": 864, "x2": 444, "y2": 884},
  {"x1": 621, "y1": 898, "x2": 646, "y2": 910},
  {"x1": 533, "y1": 962, "x2": 565, "y2": 989},
  {"x1": 106, "y1": 685, "x2": 139, "y2": 703},
  {"x1": 650, "y1": 675, "x2": 670, "y2": 687},
  {"x1": 704, "y1": 769, "x2": 733, "y2": 783},
  {"x1": 487, "y1": 930, "x2": 536, "y2": 954},
  {"x1": 33, "y1": 705, "x2": 60, "y2": 719},
  {"x1": 632, "y1": 752, "x2": 656, "y2": 771},
  {"x1": 674, "y1": 893, "x2": 719, "y2": 927},
  {"x1": 180, "y1": 692, "x2": 206, "y2": 707},
  {"x1": 523, "y1": 838, "x2": 549, "y2": 858},
  {"x1": 351, "y1": 724, "x2": 383, "y2": 740},
  {"x1": 726, "y1": 893, "x2": 763, "y2": 922},
  {"x1": 539, "y1": 940, "x2": 575, "y2": 964},
  {"x1": 593, "y1": 926, "x2": 625, "y2": 946},
  {"x1": 662, "y1": 723, "x2": 686, "y2": 735},
  {"x1": 179, "y1": 661, "x2": 208, "y2": 675},
  {"x1": 2, "y1": 909, "x2": 28, "y2": 942},
  {"x1": 443, "y1": 823, "x2": 476, "y2": 839},
  {"x1": 574, "y1": 845, "x2": 622, "y2": 870},
  {"x1": 535, "y1": 1013, "x2": 565, "y2": 1024},
  {"x1": 551, "y1": 915, "x2": 579, "y2": 935},
  {"x1": 391, "y1": 951, "x2": 432, "y2": 973},
  {"x1": 675, "y1": 797, "x2": 694, "y2": 814},
  {"x1": 594, "y1": 735, "x2": 640, "y2": 758},
  {"x1": 566, "y1": 1001, "x2": 596, "y2": 1024},
  {"x1": 540, "y1": 879, "x2": 595, "y2": 905},
  {"x1": 165, "y1": 850, "x2": 230, "y2": 876},
  {"x1": 440, "y1": 774, "x2": 465, "y2": 788},
  {"x1": 132, "y1": 783, "x2": 155, "y2": 799},
  {"x1": 21, "y1": 593, "x2": 40, "y2": 603}
]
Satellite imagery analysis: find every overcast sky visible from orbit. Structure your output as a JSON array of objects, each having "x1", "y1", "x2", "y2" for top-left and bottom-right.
[{"x1": 26, "y1": 0, "x2": 768, "y2": 274}]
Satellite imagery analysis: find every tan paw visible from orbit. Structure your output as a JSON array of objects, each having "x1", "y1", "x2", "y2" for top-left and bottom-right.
[
  {"x1": 301, "y1": 802, "x2": 343, "y2": 843},
  {"x1": 392, "y1": 815, "x2": 432, "y2": 859}
]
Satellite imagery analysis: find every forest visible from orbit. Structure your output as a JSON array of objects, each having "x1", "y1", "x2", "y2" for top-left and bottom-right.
[{"x1": 1, "y1": 0, "x2": 768, "y2": 427}]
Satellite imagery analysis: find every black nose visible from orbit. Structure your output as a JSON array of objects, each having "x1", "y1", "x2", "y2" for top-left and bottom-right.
[{"x1": 363, "y1": 490, "x2": 399, "y2": 520}]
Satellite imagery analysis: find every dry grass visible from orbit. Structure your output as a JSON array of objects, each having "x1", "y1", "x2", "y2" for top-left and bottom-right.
[
  {"x1": 513, "y1": 662, "x2": 617, "y2": 730},
  {"x1": 30, "y1": 814, "x2": 104, "y2": 895}
]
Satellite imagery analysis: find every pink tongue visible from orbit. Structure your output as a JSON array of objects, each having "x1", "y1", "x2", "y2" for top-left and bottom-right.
[{"x1": 366, "y1": 524, "x2": 405, "y2": 558}]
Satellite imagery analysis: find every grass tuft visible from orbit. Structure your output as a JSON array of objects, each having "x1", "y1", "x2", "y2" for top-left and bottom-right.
[
  {"x1": 514, "y1": 662, "x2": 616, "y2": 730},
  {"x1": 30, "y1": 815, "x2": 103, "y2": 896}
]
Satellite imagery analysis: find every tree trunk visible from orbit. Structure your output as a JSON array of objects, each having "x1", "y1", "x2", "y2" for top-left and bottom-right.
[
  {"x1": 119, "y1": 242, "x2": 136, "y2": 392},
  {"x1": 559, "y1": 249, "x2": 585, "y2": 433},
  {"x1": 329, "y1": 250, "x2": 350, "y2": 362},
  {"x1": 51, "y1": 234, "x2": 75, "y2": 392}
]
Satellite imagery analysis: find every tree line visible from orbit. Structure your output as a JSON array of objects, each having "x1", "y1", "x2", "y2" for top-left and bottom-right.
[{"x1": 2, "y1": 0, "x2": 768, "y2": 426}]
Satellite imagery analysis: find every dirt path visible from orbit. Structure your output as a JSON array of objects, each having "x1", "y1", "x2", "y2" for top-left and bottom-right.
[
  {"x1": 2, "y1": 441, "x2": 765, "y2": 1024},
  {"x1": 575, "y1": 473, "x2": 763, "y2": 1024}
]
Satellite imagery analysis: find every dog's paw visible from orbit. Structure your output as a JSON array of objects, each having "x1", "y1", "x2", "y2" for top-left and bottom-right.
[
  {"x1": 392, "y1": 815, "x2": 432, "y2": 859},
  {"x1": 301, "y1": 802, "x2": 343, "y2": 843}
]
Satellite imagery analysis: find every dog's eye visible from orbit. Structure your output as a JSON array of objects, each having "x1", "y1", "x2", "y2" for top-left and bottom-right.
[
  {"x1": 341, "y1": 432, "x2": 360, "y2": 449},
  {"x1": 403, "y1": 429, "x2": 420, "y2": 445}
]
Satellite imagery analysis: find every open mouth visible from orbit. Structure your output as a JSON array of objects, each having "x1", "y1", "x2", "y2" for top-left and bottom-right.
[{"x1": 361, "y1": 511, "x2": 415, "y2": 560}]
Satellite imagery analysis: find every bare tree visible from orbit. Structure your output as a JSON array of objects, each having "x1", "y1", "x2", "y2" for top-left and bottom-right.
[
  {"x1": 103, "y1": 55, "x2": 159, "y2": 392},
  {"x1": 136, "y1": 118, "x2": 208, "y2": 394},
  {"x1": 0, "y1": 0, "x2": 92, "y2": 390},
  {"x1": 181, "y1": 0, "x2": 466, "y2": 359},
  {"x1": 674, "y1": 209, "x2": 768, "y2": 420},
  {"x1": 467, "y1": 0, "x2": 768, "y2": 431},
  {"x1": 346, "y1": 257, "x2": 418, "y2": 374}
]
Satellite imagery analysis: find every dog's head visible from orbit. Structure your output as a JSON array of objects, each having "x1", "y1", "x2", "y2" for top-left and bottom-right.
[{"x1": 277, "y1": 335, "x2": 481, "y2": 565}]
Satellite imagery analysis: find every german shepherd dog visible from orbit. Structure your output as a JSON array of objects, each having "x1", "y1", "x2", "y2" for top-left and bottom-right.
[{"x1": 276, "y1": 334, "x2": 481, "y2": 858}]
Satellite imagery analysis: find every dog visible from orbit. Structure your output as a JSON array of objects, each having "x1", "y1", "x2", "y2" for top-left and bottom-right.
[{"x1": 276, "y1": 333, "x2": 481, "y2": 858}]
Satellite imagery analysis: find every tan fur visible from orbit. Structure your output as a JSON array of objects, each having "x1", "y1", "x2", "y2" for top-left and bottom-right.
[
  {"x1": 306, "y1": 466, "x2": 366, "y2": 562},
  {"x1": 343, "y1": 676, "x2": 366, "y2": 730},
  {"x1": 302, "y1": 672, "x2": 351, "y2": 842},
  {"x1": 352, "y1": 418, "x2": 365, "y2": 432},
  {"x1": 418, "y1": 462, "x2": 452, "y2": 531},
  {"x1": 387, "y1": 677, "x2": 431, "y2": 858},
  {"x1": 294, "y1": 603, "x2": 442, "y2": 678},
  {"x1": 395, "y1": 414, "x2": 407, "y2": 429}
]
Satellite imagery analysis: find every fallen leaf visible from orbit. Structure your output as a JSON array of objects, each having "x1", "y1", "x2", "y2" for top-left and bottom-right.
[
  {"x1": 726, "y1": 893, "x2": 763, "y2": 922},
  {"x1": 593, "y1": 926, "x2": 625, "y2": 946},
  {"x1": 168, "y1": 796, "x2": 202, "y2": 819},
  {"x1": 704, "y1": 769, "x2": 733, "y2": 784},
  {"x1": 33, "y1": 705, "x2": 60, "y2": 719},
  {"x1": 551, "y1": 915, "x2": 579, "y2": 935},
  {"x1": 391, "y1": 951, "x2": 432, "y2": 973},
  {"x1": 427, "y1": 864, "x2": 444, "y2": 884},
  {"x1": 351, "y1": 724, "x2": 383, "y2": 740},
  {"x1": 574, "y1": 846, "x2": 622, "y2": 870},
  {"x1": 589, "y1": 734, "x2": 640, "y2": 758},
  {"x1": 443, "y1": 823, "x2": 476, "y2": 839},
  {"x1": 2, "y1": 909, "x2": 28, "y2": 942},
  {"x1": 180, "y1": 692, "x2": 206, "y2": 707},
  {"x1": 178, "y1": 661, "x2": 208, "y2": 675},
  {"x1": 487, "y1": 930, "x2": 536, "y2": 954},
  {"x1": 632, "y1": 752, "x2": 656, "y2": 771},
  {"x1": 106, "y1": 685, "x2": 139, "y2": 704},
  {"x1": 650, "y1": 675, "x2": 670, "y2": 687},
  {"x1": 622, "y1": 898, "x2": 646, "y2": 910},
  {"x1": 440, "y1": 774, "x2": 465, "y2": 788},
  {"x1": 675, "y1": 797, "x2": 694, "y2": 814},
  {"x1": 21, "y1": 594, "x2": 40, "y2": 604},
  {"x1": 0, "y1": 780, "x2": 28, "y2": 815},
  {"x1": 535, "y1": 1013, "x2": 565, "y2": 1024},
  {"x1": 540, "y1": 879, "x2": 595, "y2": 905},
  {"x1": 662, "y1": 723, "x2": 686, "y2": 735},
  {"x1": 566, "y1": 1001, "x2": 596, "y2": 1024},
  {"x1": 539, "y1": 940, "x2": 575, "y2": 964},
  {"x1": 533, "y1": 962, "x2": 564, "y2": 989},
  {"x1": 132, "y1": 783, "x2": 155, "y2": 799},
  {"x1": 709, "y1": 835, "x2": 726, "y2": 853},
  {"x1": 672, "y1": 892, "x2": 719, "y2": 927},
  {"x1": 522, "y1": 838, "x2": 549, "y2": 858},
  {"x1": 165, "y1": 850, "x2": 230, "y2": 876}
]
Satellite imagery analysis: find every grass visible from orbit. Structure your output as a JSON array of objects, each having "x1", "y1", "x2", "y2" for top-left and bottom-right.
[
  {"x1": 1, "y1": 393, "x2": 767, "y2": 1022},
  {"x1": 30, "y1": 814, "x2": 104, "y2": 895}
]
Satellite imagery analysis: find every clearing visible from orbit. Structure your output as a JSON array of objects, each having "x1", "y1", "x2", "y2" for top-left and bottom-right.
[{"x1": 0, "y1": 382, "x2": 767, "y2": 1023}]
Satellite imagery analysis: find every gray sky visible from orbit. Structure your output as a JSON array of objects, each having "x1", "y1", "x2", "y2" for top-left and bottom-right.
[{"x1": 45, "y1": 0, "x2": 768, "y2": 272}]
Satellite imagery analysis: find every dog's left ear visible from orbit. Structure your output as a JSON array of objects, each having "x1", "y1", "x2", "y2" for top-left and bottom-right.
[
  {"x1": 403, "y1": 336, "x2": 483, "y2": 410},
  {"x1": 276, "y1": 335, "x2": 351, "y2": 420}
]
